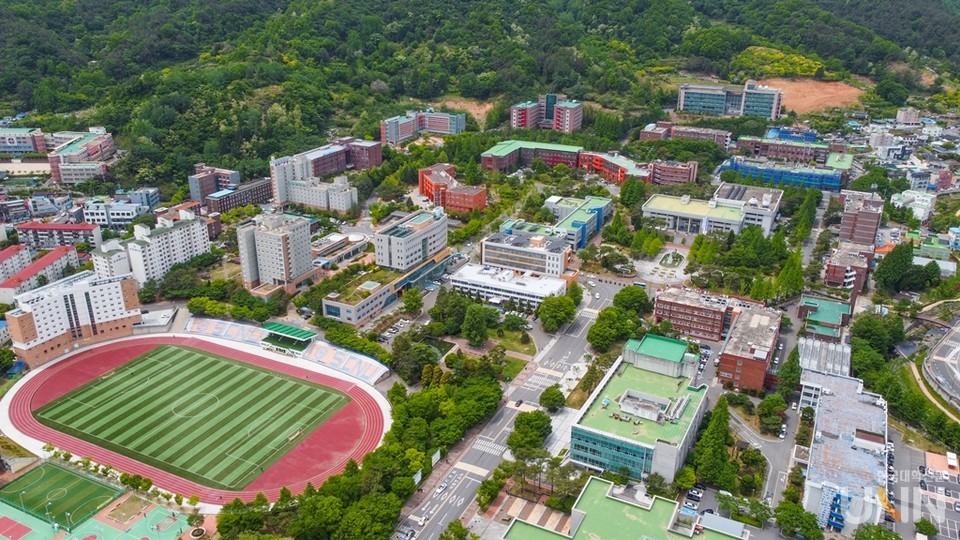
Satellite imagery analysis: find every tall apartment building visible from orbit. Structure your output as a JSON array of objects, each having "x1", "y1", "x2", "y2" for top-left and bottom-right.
[
  {"x1": 736, "y1": 136, "x2": 831, "y2": 164},
  {"x1": 481, "y1": 140, "x2": 584, "y2": 173},
  {"x1": 716, "y1": 306, "x2": 781, "y2": 392},
  {"x1": 823, "y1": 242, "x2": 873, "y2": 304},
  {"x1": 481, "y1": 230, "x2": 572, "y2": 276},
  {"x1": 205, "y1": 178, "x2": 273, "y2": 214},
  {"x1": 270, "y1": 142, "x2": 372, "y2": 211},
  {"x1": 418, "y1": 164, "x2": 487, "y2": 213},
  {"x1": 188, "y1": 163, "x2": 241, "y2": 205},
  {"x1": 0, "y1": 245, "x2": 32, "y2": 281},
  {"x1": 720, "y1": 157, "x2": 843, "y2": 192},
  {"x1": 838, "y1": 190, "x2": 884, "y2": 245},
  {"x1": 642, "y1": 183, "x2": 783, "y2": 237},
  {"x1": 237, "y1": 215, "x2": 315, "y2": 294},
  {"x1": 648, "y1": 160, "x2": 699, "y2": 186},
  {"x1": 538, "y1": 94, "x2": 565, "y2": 128},
  {"x1": 46, "y1": 128, "x2": 117, "y2": 184},
  {"x1": 678, "y1": 80, "x2": 782, "y2": 120},
  {"x1": 128, "y1": 187, "x2": 161, "y2": 210},
  {"x1": 0, "y1": 127, "x2": 46, "y2": 153},
  {"x1": 553, "y1": 100, "x2": 584, "y2": 133},
  {"x1": 0, "y1": 246, "x2": 80, "y2": 304},
  {"x1": 5, "y1": 271, "x2": 141, "y2": 367},
  {"x1": 380, "y1": 110, "x2": 467, "y2": 145},
  {"x1": 91, "y1": 210, "x2": 211, "y2": 286},
  {"x1": 82, "y1": 200, "x2": 149, "y2": 229},
  {"x1": 375, "y1": 209, "x2": 448, "y2": 271}
]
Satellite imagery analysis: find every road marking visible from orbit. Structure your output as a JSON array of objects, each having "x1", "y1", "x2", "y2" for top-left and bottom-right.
[
  {"x1": 536, "y1": 367, "x2": 565, "y2": 378},
  {"x1": 472, "y1": 439, "x2": 507, "y2": 456},
  {"x1": 454, "y1": 462, "x2": 490, "y2": 476}
]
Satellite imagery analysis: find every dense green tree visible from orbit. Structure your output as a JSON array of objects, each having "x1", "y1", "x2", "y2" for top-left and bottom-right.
[
  {"x1": 694, "y1": 395, "x2": 733, "y2": 488},
  {"x1": 774, "y1": 501, "x2": 824, "y2": 540},
  {"x1": 401, "y1": 287, "x2": 423, "y2": 315},
  {"x1": 538, "y1": 296, "x2": 576, "y2": 333},
  {"x1": 777, "y1": 347, "x2": 801, "y2": 398},
  {"x1": 774, "y1": 252, "x2": 804, "y2": 299},
  {"x1": 612, "y1": 286, "x2": 651, "y2": 315},
  {"x1": 586, "y1": 306, "x2": 639, "y2": 352},
  {"x1": 439, "y1": 520, "x2": 480, "y2": 540},
  {"x1": 539, "y1": 384, "x2": 566, "y2": 412},
  {"x1": 462, "y1": 304, "x2": 490, "y2": 347},
  {"x1": 916, "y1": 517, "x2": 939, "y2": 537},
  {"x1": 874, "y1": 243, "x2": 913, "y2": 292},
  {"x1": 507, "y1": 410, "x2": 553, "y2": 453},
  {"x1": 567, "y1": 282, "x2": 584, "y2": 306},
  {"x1": 853, "y1": 524, "x2": 902, "y2": 540},
  {"x1": 876, "y1": 79, "x2": 910, "y2": 105}
]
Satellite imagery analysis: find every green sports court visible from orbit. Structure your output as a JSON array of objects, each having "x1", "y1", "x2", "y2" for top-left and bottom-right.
[
  {"x1": 34, "y1": 345, "x2": 349, "y2": 490},
  {"x1": 0, "y1": 463, "x2": 121, "y2": 531}
]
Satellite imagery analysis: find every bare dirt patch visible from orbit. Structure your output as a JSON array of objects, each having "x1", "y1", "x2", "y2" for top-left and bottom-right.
[
  {"x1": 759, "y1": 78, "x2": 864, "y2": 114},
  {"x1": 430, "y1": 97, "x2": 494, "y2": 125}
]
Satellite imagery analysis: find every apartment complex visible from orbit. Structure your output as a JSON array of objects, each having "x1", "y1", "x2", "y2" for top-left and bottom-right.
[
  {"x1": 417, "y1": 164, "x2": 487, "y2": 213},
  {"x1": 205, "y1": 178, "x2": 273, "y2": 214},
  {"x1": 800, "y1": 370, "x2": 889, "y2": 536},
  {"x1": 720, "y1": 157, "x2": 843, "y2": 192},
  {"x1": 716, "y1": 305, "x2": 782, "y2": 391},
  {"x1": 642, "y1": 183, "x2": 783, "y2": 237},
  {"x1": 0, "y1": 127, "x2": 46, "y2": 153},
  {"x1": 570, "y1": 335, "x2": 706, "y2": 482},
  {"x1": 481, "y1": 229, "x2": 573, "y2": 277},
  {"x1": 188, "y1": 163, "x2": 241, "y2": 205},
  {"x1": 380, "y1": 110, "x2": 466, "y2": 145},
  {"x1": 270, "y1": 143, "x2": 368, "y2": 211},
  {"x1": 0, "y1": 245, "x2": 32, "y2": 281},
  {"x1": 509, "y1": 101, "x2": 540, "y2": 129},
  {"x1": 639, "y1": 121, "x2": 732, "y2": 146},
  {"x1": 450, "y1": 264, "x2": 567, "y2": 308},
  {"x1": 648, "y1": 160, "x2": 699, "y2": 186},
  {"x1": 838, "y1": 191, "x2": 884, "y2": 245},
  {"x1": 82, "y1": 200, "x2": 149, "y2": 229},
  {"x1": 480, "y1": 140, "x2": 583, "y2": 172},
  {"x1": 47, "y1": 128, "x2": 117, "y2": 184},
  {"x1": 5, "y1": 271, "x2": 141, "y2": 367},
  {"x1": 824, "y1": 242, "x2": 874, "y2": 301},
  {"x1": 578, "y1": 151, "x2": 647, "y2": 184},
  {"x1": 509, "y1": 94, "x2": 582, "y2": 132},
  {"x1": 677, "y1": 80, "x2": 782, "y2": 120},
  {"x1": 92, "y1": 210, "x2": 212, "y2": 286},
  {"x1": 127, "y1": 187, "x2": 160, "y2": 210},
  {"x1": 237, "y1": 215, "x2": 316, "y2": 295},
  {"x1": 0, "y1": 246, "x2": 80, "y2": 304},
  {"x1": 374, "y1": 209, "x2": 448, "y2": 272}
]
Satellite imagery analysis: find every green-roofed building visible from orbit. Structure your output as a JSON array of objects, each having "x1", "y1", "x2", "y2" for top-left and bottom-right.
[
  {"x1": 261, "y1": 322, "x2": 317, "y2": 352},
  {"x1": 503, "y1": 476, "x2": 748, "y2": 540},
  {"x1": 569, "y1": 338, "x2": 707, "y2": 483},
  {"x1": 798, "y1": 295, "x2": 851, "y2": 343},
  {"x1": 480, "y1": 140, "x2": 583, "y2": 173}
]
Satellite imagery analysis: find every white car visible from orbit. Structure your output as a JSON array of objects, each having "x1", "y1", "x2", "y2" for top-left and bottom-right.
[
  {"x1": 595, "y1": 293, "x2": 600, "y2": 299},
  {"x1": 791, "y1": 402, "x2": 797, "y2": 410},
  {"x1": 588, "y1": 281, "x2": 596, "y2": 287},
  {"x1": 436, "y1": 482, "x2": 448, "y2": 494},
  {"x1": 418, "y1": 515, "x2": 426, "y2": 526}
]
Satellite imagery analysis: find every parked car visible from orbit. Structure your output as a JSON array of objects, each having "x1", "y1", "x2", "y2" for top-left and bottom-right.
[
  {"x1": 919, "y1": 466, "x2": 927, "y2": 475},
  {"x1": 683, "y1": 501, "x2": 698, "y2": 510},
  {"x1": 791, "y1": 402, "x2": 797, "y2": 410},
  {"x1": 594, "y1": 293, "x2": 600, "y2": 299},
  {"x1": 689, "y1": 488, "x2": 703, "y2": 498},
  {"x1": 920, "y1": 480, "x2": 928, "y2": 491},
  {"x1": 436, "y1": 482, "x2": 448, "y2": 494}
]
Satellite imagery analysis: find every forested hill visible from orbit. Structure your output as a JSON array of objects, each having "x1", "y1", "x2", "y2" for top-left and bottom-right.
[{"x1": 0, "y1": 0, "x2": 953, "y2": 192}]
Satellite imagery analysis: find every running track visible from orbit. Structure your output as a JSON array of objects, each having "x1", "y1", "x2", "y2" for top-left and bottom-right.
[{"x1": 7, "y1": 336, "x2": 387, "y2": 504}]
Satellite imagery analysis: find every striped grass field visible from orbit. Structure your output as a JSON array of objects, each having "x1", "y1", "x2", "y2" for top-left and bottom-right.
[
  {"x1": 0, "y1": 462, "x2": 121, "y2": 530},
  {"x1": 35, "y1": 345, "x2": 349, "y2": 490}
]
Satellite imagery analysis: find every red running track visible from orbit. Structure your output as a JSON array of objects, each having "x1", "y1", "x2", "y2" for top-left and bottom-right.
[{"x1": 7, "y1": 336, "x2": 387, "y2": 504}]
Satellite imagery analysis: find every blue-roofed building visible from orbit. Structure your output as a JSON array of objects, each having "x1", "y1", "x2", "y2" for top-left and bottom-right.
[
  {"x1": 0, "y1": 320, "x2": 9, "y2": 344},
  {"x1": 720, "y1": 157, "x2": 843, "y2": 192},
  {"x1": 765, "y1": 126, "x2": 819, "y2": 142}
]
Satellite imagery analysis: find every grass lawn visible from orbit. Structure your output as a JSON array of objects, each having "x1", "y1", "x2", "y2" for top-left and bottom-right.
[
  {"x1": 0, "y1": 462, "x2": 121, "y2": 530},
  {"x1": 496, "y1": 329, "x2": 536, "y2": 357},
  {"x1": 502, "y1": 357, "x2": 527, "y2": 381},
  {"x1": 566, "y1": 387, "x2": 590, "y2": 409},
  {"x1": 421, "y1": 337, "x2": 455, "y2": 357},
  {"x1": 890, "y1": 417, "x2": 946, "y2": 453},
  {"x1": 0, "y1": 377, "x2": 18, "y2": 400},
  {"x1": 35, "y1": 345, "x2": 349, "y2": 490},
  {"x1": 907, "y1": 362, "x2": 960, "y2": 420}
]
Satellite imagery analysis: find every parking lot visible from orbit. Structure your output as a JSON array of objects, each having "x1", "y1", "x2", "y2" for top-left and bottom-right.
[{"x1": 916, "y1": 460, "x2": 960, "y2": 539}]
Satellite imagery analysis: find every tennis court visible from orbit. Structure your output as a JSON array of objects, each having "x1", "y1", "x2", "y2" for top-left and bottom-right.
[
  {"x1": 0, "y1": 463, "x2": 121, "y2": 531},
  {"x1": 34, "y1": 345, "x2": 349, "y2": 490}
]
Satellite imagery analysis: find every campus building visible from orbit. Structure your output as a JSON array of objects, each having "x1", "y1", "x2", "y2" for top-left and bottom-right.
[
  {"x1": 797, "y1": 295, "x2": 851, "y2": 343},
  {"x1": 639, "y1": 122, "x2": 732, "y2": 147},
  {"x1": 5, "y1": 271, "x2": 142, "y2": 367},
  {"x1": 46, "y1": 128, "x2": 117, "y2": 184},
  {"x1": 890, "y1": 190, "x2": 937, "y2": 222},
  {"x1": 0, "y1": 245, "x2": 33, "y2": 282},
  {"x1": 648, "y1": 160, "x2": 699, "y2": 186},
  {"x1": 311, "y1": 233, "x2": 369, "y2": 269},
  {"x1": 642, "y1": 183, "x2": 783, "y2": 237},
  {"x1": 81, "y1": 200, "x2": 150, "y2": 229},
  {"x1": 800, "y1": 370, "x2": 889, "y2": 535},
  {"x1": 91, "y1": 210, "x2": 212, "y2": 286},
  {"x1": 509, "y1": 101, "x2": 541, "y2": 129},
  {"x1": 798, "y1": 338, "x2": 851, "y2": 377},
  {"x1": 188, "y1": 163, "x2": 241, "y2": 205},
  {"x1": 552, "y1": 100, "x2": 584, "y2": 133},
  {"x1": 417, "y1": 164, "x2": 487, "y2": 213},
  {"x1": 838, "y1": 191, "x2": 884, "y2": 245},
  {"x1": 380, "y1": 110, "x2": 466, "y2": 145},
  {"x1": 824, "y1": 242, "x2": 873, "y2": 302},
  {"x1": 499, "y1": 196, "x2": 613, "y2": 251},
  {"x1": 715, "y1": 305, "x2": 781, "y2": 391},
  {"x1": 269, "y1": 137, "x2": 382, "y2": 190},
  {"x1": 654, "y1": 288, "x2": 742, "y2": 342},
  {"x1": 735, "y1": 136, "x2": 832, "y2": 165},
  {"x1": 918, "y1": 234, "x2": 952, "y2": 261},
  {"x1": 0, "y1": 127, "x2": 46, "y2": 153},
  {"x1": 0, "y1": 246, "x2": 80, "y2": 304},
  {"x1": 127, "y1": 187, "x2": 160, "y2": 210},
  {"x1": 374, "y1": 209, "x2": 449, "y2": 272},
  {"x1": 450, "y1": 264, "x2": 567, "y2": 308},
  {"x1": 480, "y1": 140, "x2": 583, "y2": 172},
  {"x1": 481, "y1": 229, "x2": 573, "y2": 277},
  {"x1": 237, "y1": 215, "x2": 318, "y2": 295},
  {"x1": 578, "y1": 151, "x2": 647, "y2": 184},
  {"x1": 205, "y1": 178, "x2": 274, "y2": 214},
  {"x1": 677, "y1": 80, "x2": 782, "y2": 120},
  {"x1": 510, "y1": 94, "x2": 577, "y2": 131},
  {"x1": 720, "y1": 157, "x2": 843, "y2": 192},
  {"x1": 569, "y1": 335, "x2": 706, "y2": 482}
]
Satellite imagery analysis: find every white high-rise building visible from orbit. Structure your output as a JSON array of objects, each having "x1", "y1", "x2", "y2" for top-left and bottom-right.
[
  {"x1": 5, "y1": 271, "x2": 141, "y2": 367},
  {"x1": 237, "y1": 215, "x2": 314, "y2": 292},
  {"x1": 374, "y1": 209, "x2": 448, "y2": 271},
  {"x1": 90, "y1": 210, "x2": 211, "y2": 286},
  {"x1": 270, "y1": 150, "x2": 360, "y2": 212}
]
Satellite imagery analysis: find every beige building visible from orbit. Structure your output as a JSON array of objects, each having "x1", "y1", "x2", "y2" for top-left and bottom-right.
[{"x1": 237, "y1": 215, "x2": 318, "y2": 295}]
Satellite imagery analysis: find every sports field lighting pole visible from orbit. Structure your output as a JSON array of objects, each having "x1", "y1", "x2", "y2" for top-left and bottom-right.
[{"x1": 45, "y1": 502, "x2": 51, "y2": 518}]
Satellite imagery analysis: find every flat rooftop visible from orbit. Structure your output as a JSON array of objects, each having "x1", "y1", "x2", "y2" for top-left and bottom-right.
[
  {"x1": 555, "y1": 197, "x2": 611, "y2": 231},
  {"x1": 724, "y1": 307, "x2": 781, "y2": 360},
  {"x1": 326, "y1": 266, "x2": 405, "y2": 305},
  {"x1": 656, "y1": 287, "x2": 752, "y2": 312},
  {"x1": 451, "y1": 264, "x2": 567, "y2": 297},
  {"x1": 0, "y1": 128, "x2": 40, "y2": 135},
  {"x1": 798, "y1": 337, "x2": 851, "y2": 376},
  {"x1": 484, "y1": 230, "x2": 569, "y2": 254},
  {"x1": 624, "y1": 334, "x2": 688, "y2": 363},
  {"x1": 577, "y1": 360, "x2": 706, "y2": 447},
  {"x1": 840, "y1": 190, "x2": 884, "y2": 212},
  {"x1": 642, "y1": 194, "x2": 744, "y2": 223},
  {"x1": 803, "y1": 370, "x2": 887, "y2": 498},
  {"x1": 481, "y1": 140, "x2": 584, "y2": 158},
  {"x1": 738, "y1": 136, "x2": 829, "y2": 149},
  {"x1": 713, "y1": 181, "x2": 784, "y2": 209},
  {"x1": 800, "y1": 295, "x2": 850, "y2": 327},
  {"x1": 826, "y1": 152, "x2": 854, "y2": 170},
  {"x1": 827, "y1": 245, "x2": 871, "y2": 269},
  {"x1": 52, "y1": 131, "x2": 107, "y2": 156}
]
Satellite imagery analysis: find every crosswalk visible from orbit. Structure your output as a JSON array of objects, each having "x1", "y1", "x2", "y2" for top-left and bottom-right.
[
  {"x1": 523, "y1": 372, "x2": 558, "y2": 391},
  {"x1": 472, "y1": 439, "x2": 507, "y2": 456}
]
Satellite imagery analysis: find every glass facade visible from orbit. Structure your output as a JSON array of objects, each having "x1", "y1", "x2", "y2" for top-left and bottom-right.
[
  {"x1": 743, "y1": 92, "x2": 778, "y2": 118},
  {"x1": 679, "y1": 90, "x2": 726, "y2": 115},
  {"x1": 570, "y1": 426, "x2": 654, "y2": 479}
]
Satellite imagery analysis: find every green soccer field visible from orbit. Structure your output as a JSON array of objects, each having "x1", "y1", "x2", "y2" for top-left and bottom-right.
[
  {"x1": 35, "y1": 345, "x2": 350, "y2": 490},
  {"x1": 0, "y1": 462, "x2": 122, "y2": 530}
]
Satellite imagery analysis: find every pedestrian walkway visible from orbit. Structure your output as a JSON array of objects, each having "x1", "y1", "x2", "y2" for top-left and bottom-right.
[
  {"x1": 444, "y1": 337, "x2": 534, "y2": 362},
  {"x1": 911, "y1": 363, "x2": 960, "y2": 423}
]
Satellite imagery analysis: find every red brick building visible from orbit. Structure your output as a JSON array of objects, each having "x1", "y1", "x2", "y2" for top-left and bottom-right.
[
  {"x1": 838, "y1": 190, "x2": 884, "y2": 245},
  {"x1": 579, "y1": 152, "x2": 646, "y2": 184},
  {"x1": 418, "y1": 164, "x2": 487, "y2": 214},
  {"x1": 716, "y1": 306, "x2": 781, "y2": 392},
  {"x1": 654, "y1": 288, "x2": 735, "y2": 342},
  {"x1": 649, "y1": 160, "x2": 699, "y2": 186},
  {"x1": 823, "y1": 242, "x2": 874, "y2": 302}
]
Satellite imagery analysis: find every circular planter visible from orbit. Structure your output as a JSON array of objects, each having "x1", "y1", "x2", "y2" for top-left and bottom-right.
[{"x1": 190, "y1": 528, "x2": 205, "y2": 538}]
